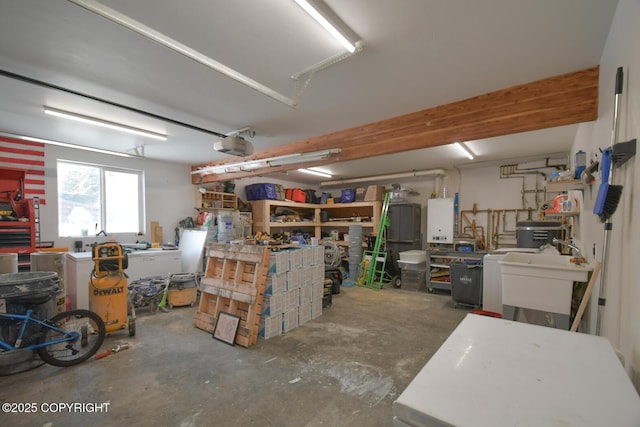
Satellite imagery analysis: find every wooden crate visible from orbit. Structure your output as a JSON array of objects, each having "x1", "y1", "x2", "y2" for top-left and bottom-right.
[{"x1": 193, "y1": 243, "x2": 270, "y2": 347}]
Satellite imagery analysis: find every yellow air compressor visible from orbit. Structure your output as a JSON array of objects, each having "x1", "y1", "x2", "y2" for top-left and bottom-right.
[{"x1": 89, "y1": 243, "x2": 135, "y2": 336}]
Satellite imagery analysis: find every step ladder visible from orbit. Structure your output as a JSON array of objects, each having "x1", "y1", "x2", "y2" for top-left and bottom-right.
[{"x1": 358, "y1": 192, "x2": 392, "y2": 290}]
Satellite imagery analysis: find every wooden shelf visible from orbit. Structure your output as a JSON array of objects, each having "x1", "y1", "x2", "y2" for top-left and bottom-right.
[
  {"x1": 249, "y1": 199, "x2": 381, "y2": 240},
  {"x1": 545, "y1": 211, "x2": 580, "y2": 217},
  {"x1": 546, "y1": 180, "x2": 584, "y2": 193},
  {"x1": 194, "y1": 189, "x2": 237, "y2": 210}
]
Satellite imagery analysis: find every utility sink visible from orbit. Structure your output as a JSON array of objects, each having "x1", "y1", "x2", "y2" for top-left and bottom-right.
[{"x1": 499, "y1": 253, "x2": 592, "y2": 316}]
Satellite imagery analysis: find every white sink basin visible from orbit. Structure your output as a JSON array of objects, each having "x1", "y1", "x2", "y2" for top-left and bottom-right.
[
  {"x1": 499, "y1": 253, "x2": 592, "y2": 315},
  {"x1": 499, "y1": 252, "x2": 591, "y2": 281}
]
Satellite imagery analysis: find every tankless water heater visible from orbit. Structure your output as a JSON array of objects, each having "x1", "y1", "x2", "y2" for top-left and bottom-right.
[{"x1": 427, "y1": 198, "x2": 454, "y2": 244}]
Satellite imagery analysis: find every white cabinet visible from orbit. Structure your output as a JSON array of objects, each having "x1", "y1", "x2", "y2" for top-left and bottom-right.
[
  {"x1": 65, "y1": 252, "x2": 94, "y2": 310},
  {"x1": 65, "y1": 250, "x2": 182, "y2": 309}
]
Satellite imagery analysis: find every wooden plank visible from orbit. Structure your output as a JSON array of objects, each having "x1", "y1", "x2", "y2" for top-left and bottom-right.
[
  {"x1": 150, "y1": 221, "x2": 163, "y2": 244},
  {"x1": 570, "y1": 262, "x2": 601, "y2": 332},
  {"x1": 193, "y1": 311, "x2": 215, "y2": 333},
  {"x1": 195, "y1": 67, "x2": 598, "y2": 183},
  {"x1": 200, "y1": 279, "x2": 259, "y2": 298},
  {"x1": 206, "y1": 244, "x2": 268, "y2": 263}
]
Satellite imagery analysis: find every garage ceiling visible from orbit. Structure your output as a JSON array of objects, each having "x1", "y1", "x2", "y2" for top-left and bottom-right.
[{"x1": 0, "y1": 0, "x2": 618, "y2": 185}]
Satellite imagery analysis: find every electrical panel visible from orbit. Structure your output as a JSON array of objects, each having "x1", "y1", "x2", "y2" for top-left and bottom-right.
[{"x1": 427, "y1": 198, "x2": 454, "y2": 244}]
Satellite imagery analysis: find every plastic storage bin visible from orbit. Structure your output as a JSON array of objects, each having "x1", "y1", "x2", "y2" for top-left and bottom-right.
[
  {"x1": 397, "y1": 260, "x2": 427, "y2": 292},
  {"x1": 450, "y1": 262, "x2": 483, "y2": 308}
]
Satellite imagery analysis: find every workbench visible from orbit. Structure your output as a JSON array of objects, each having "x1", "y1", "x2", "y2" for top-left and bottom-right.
[{"x1": 393, "y1": 314, "x2": 640, "y2": 426}]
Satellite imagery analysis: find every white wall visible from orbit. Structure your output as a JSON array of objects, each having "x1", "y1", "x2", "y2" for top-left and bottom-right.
[
  {"x1": 571, "y1": 0, "x2": 640, "y2": 389},
  {"x1": 41, "y1": 145, "x2": 194, "y2": 251}
]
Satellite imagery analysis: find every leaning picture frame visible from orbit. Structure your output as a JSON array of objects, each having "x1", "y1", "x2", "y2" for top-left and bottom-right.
[{"x1": 213, "y1": 311, "x2": 241, "y2": 346}]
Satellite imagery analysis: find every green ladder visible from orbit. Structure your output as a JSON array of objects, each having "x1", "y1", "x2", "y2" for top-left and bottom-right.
[{"x1": 358, "y1": 192, "x2": 392, "y2": 290}]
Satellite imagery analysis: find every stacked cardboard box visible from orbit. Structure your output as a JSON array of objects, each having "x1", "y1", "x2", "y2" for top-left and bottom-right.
[{"x1": 259, "y1": 245, "x2": 326, "y2": 339}]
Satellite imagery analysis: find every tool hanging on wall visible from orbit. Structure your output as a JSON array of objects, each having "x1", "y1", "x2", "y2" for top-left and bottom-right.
[{"x1": 594, "y1": 67, "x2": 637, "y2": 336}]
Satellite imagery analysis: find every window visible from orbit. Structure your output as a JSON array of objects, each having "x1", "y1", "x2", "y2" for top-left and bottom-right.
[{"x1": 57, "y1": 160, "x2": 145, "y2": 237}]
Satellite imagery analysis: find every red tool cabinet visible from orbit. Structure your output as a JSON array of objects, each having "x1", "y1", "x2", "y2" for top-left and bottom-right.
[{"x1": 0, "y1": 167, "x2": 37, "y2": 271}]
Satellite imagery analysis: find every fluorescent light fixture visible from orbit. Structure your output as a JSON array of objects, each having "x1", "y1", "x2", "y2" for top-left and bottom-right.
[
  {"x1": 67, "y1": 0, "x2": 297, "y2": 108},
  {"x1": 191, "y1": 149, "x2": 341, "y2": 175},
  {"x1": 454, "y1": 142, "x2": 475, "y2": 160},
  {"x1": 294, "y1": 0, "x2": 358, "y2": 53},
  {"x1": 268, "y1": 149, "x2": 340, "y2": 166},
  {"x1": 44, "y1": 107, "x2": 167, "y2": 141},
  {"x1": 309, "y1": 167, "x2": 332, "y2": 175},
  {"x1": 298, "y1": 168, "x2": 332, "y2": 178},
  {"x1": 2, "y1": 132, "x2": 142, "y2": 158},
  {"x1": 269, "y1": 155, "x2": 327, "y2": 167}
]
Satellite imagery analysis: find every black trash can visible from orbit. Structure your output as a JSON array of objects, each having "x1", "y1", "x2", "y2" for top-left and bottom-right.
[
  {"x1": 0, "y1": 272, "x2": 59, "y2": 346},
  {"x1": 450, "y1": 262, "x2": 483, "y2": 308}
]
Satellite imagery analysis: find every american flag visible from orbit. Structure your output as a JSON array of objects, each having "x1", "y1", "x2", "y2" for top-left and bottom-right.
[{"x1": 0, "y1": 136, "x2": 46, "y2": 204}]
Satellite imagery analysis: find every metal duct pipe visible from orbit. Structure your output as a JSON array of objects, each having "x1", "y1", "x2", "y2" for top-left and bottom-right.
[{"x1": 319, "y1": 168, "x2": 446, "y2": 187}]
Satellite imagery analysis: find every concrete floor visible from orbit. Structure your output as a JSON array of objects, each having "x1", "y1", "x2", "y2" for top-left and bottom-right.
[{"x1": 0, "y1": 285, "x2": 470, "y2": 427}]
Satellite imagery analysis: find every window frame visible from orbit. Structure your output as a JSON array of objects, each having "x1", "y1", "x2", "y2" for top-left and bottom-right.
[{"x1": 57, "y1": 159, "x2": 145, "y2": 238}]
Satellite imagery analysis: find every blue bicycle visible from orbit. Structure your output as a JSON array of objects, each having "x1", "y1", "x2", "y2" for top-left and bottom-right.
[{"x1": 0, "y1": 309, "x2": 106, "y2": 367}]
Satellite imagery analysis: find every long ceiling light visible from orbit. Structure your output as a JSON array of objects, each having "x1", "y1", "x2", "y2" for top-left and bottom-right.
[
  {"x1": 320, "y1": 168, "x2": 446, "y2": 187},
  {"x1": 293, "y1": 0, "x2": 359, "y2": 53},
  {"x1": 44, "y1": 107, "x2": 167, "y2": 141},
  {"x1": 298, "y1": 167, "x2": 332, "y2": 178},
  {"x1": 191, "y1": 149, "x2": 341, "y2": 175},
  {"x1": 269, "y1": 153, "x2": 333, "y2": 167},
  {"x1": 2, "y1": 132, "x2": 142, "y2": 158},
  {"x1": 67, "y1": 0, "x2": 297, "y2": 108},
  {"x1": 454, "y1": 142, "x2": 475, "y2": 160}
]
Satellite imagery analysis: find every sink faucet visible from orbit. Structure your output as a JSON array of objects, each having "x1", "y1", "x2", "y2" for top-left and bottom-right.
[{"x1": 552, "y1": 238, "x2": 583, "y2": 263}]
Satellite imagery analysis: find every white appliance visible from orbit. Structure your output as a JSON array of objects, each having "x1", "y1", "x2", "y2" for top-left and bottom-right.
[
  {"x1": 426, "y1": 198, "x2": 453, "y2": 243},
  {"x1": 393, "y1": 314, "x2": 640, "y2": 426}
]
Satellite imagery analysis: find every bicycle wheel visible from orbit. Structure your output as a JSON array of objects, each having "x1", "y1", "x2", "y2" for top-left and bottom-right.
[{"x1": 37, "y1": 309, "x2": 106, "y2": 367}]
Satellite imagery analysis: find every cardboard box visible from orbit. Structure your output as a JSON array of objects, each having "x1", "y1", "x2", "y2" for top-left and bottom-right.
[
  {"x1": 311, "y1": 298, "x2": 323, "y2": 319},
  {"x1": 311, "y1": 245, "x2": 324, "y2": 266},
  {"x1": 312, "y1": 282, "x2": 324, "y2": 301},
  {"x1": 301, "y1": 246, "x2": 313, "y2": 267},
  {"x1": 268, "y1": 251, "x2": 290, "y2": 274},
  {"x1": 284, "y1": 288, "x2": 300, "y2": 311},
  {"x1": 301, "y1": 267, "x2": 313, "y2": 286},
  {"x1": 312, "y1": 264, "x2": 324, "y2": 285},
  {"x1": 282, "y1": 309, "x2": 299, "y2": 333},
  {"x1": 286, "y1": 269, "x2": 301, "y2": 290},
  {"x1": 300, "y1": 283, "x2": 313, "y2": 305},
  {"x1": 265, "y1": 273, "x2": 286, "y2": 295},
  {"x1": 259, "y1": 315, "x2": 282, "y2": 339},
  {"x1": 261, "y1": 294, "x2": 283, "y2": 316},
  {"x1": 288, "y1": 248, "x2": 302, "y2": 270},
  {"x1": 298, "y1": 303, "x2": 312, "y2": 325},
  {"x1": 364, "y1": 185, "x2": 386, "y2": 201}
]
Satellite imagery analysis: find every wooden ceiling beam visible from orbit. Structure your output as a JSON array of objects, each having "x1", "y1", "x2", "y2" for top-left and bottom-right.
[{"x1": 193, "y1": 66, "x2": 598, "y2": 183}]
